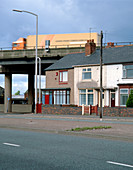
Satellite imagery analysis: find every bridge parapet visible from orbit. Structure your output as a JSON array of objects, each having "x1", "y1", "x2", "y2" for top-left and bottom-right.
[{"x1": 0, "y1": 47, "x2": 85, "y2": 59}]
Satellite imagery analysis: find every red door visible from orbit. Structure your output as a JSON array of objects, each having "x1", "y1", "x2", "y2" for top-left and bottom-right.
[
  {"x1": 111, "y1": 93, "x2": 115, "y2": 107},
  {"x1": 45, "y1": 95, "x2": 49, "y2": 104}
]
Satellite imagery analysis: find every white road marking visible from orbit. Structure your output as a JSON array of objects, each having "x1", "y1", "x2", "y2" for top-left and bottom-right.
[
  {"x1": 3, "y1": 143, "x2": 20, "y2": 147},
  {"x1": 107, "y1": 161, "x2": 133, "y2": 168}
]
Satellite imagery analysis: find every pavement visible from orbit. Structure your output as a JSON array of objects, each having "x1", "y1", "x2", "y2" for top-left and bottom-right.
[{"x1": 0, "y1": 112, "x2": 133, "y2": 142}]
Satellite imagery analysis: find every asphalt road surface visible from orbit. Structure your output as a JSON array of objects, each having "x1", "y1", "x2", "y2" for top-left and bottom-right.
[{"x1": 0, "y1": 128, "x2": 133, "y2": 170}]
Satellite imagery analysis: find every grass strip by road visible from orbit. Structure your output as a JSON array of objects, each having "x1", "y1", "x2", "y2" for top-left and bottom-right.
[{"x1": 68, "y1": 126, "x2": 112, "y2": 132}]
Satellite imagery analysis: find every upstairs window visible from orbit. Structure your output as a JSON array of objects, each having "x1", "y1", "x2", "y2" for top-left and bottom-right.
[
  {"x1": 123, "y1": 65, "x2": 133, "y2": 78},
  {"x1": 82, "y1": 68, "x2": 91, "y2": 80},
  {"x1": 59, "y1": 71, "x2": 68, "y2": 83}
]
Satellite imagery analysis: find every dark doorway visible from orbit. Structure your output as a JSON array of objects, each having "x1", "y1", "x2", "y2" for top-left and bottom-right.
[{"x1": 111, "y1": 93, "x2": 115, "y2": 107}]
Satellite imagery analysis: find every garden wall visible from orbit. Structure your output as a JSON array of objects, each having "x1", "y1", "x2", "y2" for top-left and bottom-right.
[
  {"x1": 101, "y1": 107, "x2": 133, "y2": 117},
  {"x1": 42, "y1": 105, "x2": 133, "y2": 117},
  {"x1": 42, "y1": 105, "x2": 82, "y2": 115}
]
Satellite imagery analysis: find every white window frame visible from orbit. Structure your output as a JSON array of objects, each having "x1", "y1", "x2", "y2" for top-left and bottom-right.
[
  {"x1": 59, "y1": 71, "x2": 68, "y2": 83},
  {"x1": 82, "y1": 68, "x2": 91, "y2": 80},
  {"x1": 87, "y1": 90, "x2": 93, "y2": 105},
  {"x1": 79, "y1": 89, "x2": 94, "y2": 106},
  {"x1": 79, "y1": 89, "x2": 86, "y2": 106},
  {"x1": 120, "y1": 89, "x2": 129, "y2": 106},
  {"x1": 123, "y1": 65, "x2": 133, "y2": 79}
]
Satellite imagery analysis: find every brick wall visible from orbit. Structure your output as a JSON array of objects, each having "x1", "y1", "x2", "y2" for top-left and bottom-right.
[
  {"x1": 42, "y1": 105, "x2": 82, "y2": 115},
  {"x1": 46, "y1": 69, "x2": 74, "y2": 104},
  {"x1": 100, "y1": 107, "x2": 133, "y2": 117},
  {"x1": 42, "y1": 105, "x2": 133, "y2": 117}
]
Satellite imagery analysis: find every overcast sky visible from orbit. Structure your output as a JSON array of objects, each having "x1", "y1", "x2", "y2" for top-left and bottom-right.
[{"x1": 0, "y1": 0, "x2": 133, "y2": 94}]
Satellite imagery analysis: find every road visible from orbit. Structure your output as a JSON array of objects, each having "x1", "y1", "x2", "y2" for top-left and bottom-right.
[
  {"x1": 0, "y1": 113, "x2": 133, "y2": 142},
  {"x1": 0, "y1": 128, "x2": 133, "y2": 170}
]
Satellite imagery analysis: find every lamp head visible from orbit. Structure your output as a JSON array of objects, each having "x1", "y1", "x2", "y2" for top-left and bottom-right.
[{"x1": 12, "y1": 9, "x2": 23, "y2": 12}]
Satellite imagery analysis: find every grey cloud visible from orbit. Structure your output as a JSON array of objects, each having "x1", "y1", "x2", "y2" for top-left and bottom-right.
[
  {"x1": 1, "y1": 0, "x2": 133, "y2": 94},
  {"x1": 1, "y1": 0, "x2": 133, "y2": 48}
]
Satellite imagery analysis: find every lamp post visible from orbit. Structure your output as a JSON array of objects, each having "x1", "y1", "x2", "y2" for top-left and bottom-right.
[
  {"x1": 37, "y1": 57, "x2": 41, "y2": 105},
  {"x1": 12, "y1": 9, "x2": 38, "y2": 114}
]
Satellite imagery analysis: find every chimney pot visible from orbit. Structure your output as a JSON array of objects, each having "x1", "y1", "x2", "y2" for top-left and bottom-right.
[
  {"x1": 85, "y1": 39, "x2": 96, "y2": 56},
  {"x1": 106, "y1": 42, "x2": 114, "y2": 48}
]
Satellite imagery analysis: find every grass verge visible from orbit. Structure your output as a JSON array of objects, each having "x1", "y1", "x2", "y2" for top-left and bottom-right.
[{"x1": 68, "y1": 126, "x2": 112, "y2": 132}]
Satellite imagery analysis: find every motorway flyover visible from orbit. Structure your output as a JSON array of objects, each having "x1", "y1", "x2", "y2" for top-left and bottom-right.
[{"x1": 0, "y1": 47, "x2": 84, "y2": 113}]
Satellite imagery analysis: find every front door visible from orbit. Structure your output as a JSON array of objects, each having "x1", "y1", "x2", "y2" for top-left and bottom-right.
[
  {"x1": 45, "y1": 95, "x2": 49, "y2": 104},
  {"x1": 111, "y1": 93, "x2": 115, "y2": 107}
]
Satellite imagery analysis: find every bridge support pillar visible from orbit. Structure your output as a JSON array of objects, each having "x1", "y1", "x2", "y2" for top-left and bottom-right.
[
  {"x1": 4, "y1": 73, "x2": 12, "y2": 113},
  {"x1": 28, "y1": 74, "x2": 34, "y2": 112}
]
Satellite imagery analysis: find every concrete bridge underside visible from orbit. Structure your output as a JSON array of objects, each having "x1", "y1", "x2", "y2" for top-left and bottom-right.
[
  {"x1": 0, "y1": 57, "x2": 60, "y2": 113},
  {"x1": 0, "y1": 47, "x2": 85, "y2": 113}
]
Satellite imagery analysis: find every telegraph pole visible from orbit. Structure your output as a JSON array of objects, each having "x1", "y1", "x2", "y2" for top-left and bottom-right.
[{"x1": 100, "y1": 31, "x2": 103, "y2": 120}]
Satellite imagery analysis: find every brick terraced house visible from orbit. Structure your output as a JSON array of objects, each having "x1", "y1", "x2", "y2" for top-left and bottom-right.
[{"x1": 42, "y1": 40, "x2": 133, "y2": 108}]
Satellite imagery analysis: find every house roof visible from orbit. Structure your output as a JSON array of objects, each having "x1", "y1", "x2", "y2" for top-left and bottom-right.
[
  {"x1": 45, "y1": 45, "x2": 133, "y2": 71},
  {"x1": 45, "y1": 52, "x2": 85, "y2": 71},
  {"x1": 78, "y1": 45, "x2": 133, "y2": 66}
]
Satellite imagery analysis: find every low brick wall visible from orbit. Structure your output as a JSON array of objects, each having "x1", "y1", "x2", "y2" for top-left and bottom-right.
[
  {"x1": 42, "y1": 105, "x2": 133, "y2": 117},
  {"x1": 101, "y1": 107, "x2": 133, "y2": 117},
  {"x1": 42, "y1": 105, "x2": 82, "y2": 115}
]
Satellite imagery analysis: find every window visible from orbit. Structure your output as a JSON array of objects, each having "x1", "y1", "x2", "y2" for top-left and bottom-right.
[
  {"x1": 79, "y1": 89, "x2": 86, "y2": 105},
  {"x1": 54, "y1": 90, "x2": 70, "y2": 105},
  {"x1": 87, "y1": 90, "x2": 93, "y2": 105},
  {"x1": 42, "y1": 89, "x2": 70, "y2": 105},
  {"x1": 82, "y1": 68, "x2": 91, "y2": 80},
  {"x1": 120, "y1": 89, "x2": 128, "y2": 106},
  {"x1": 123, "y1": 65, "x2": 133, "y2": 78},
  {"x1": 59, "y1": 71, "x2": 68, "y2": 83},
  {"x1": 79, "y1": 89, "x2": 93, "y2": 106}
]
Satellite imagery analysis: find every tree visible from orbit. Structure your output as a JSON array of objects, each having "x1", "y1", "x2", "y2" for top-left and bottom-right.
[
  {"x1": 126, "y1": 90, "x2": 133, "y2": 107},
  {"x1": 15, "y1": 90, "x2": 20, "y2": 95}
]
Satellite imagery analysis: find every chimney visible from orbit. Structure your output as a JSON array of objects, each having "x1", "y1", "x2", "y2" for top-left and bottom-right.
[
  {"x1": 106, "y1": 42, "x2": 114, "y2": 48},
  {"x1": 85, "y1": 39, "x2": 96, "y2": 56}
]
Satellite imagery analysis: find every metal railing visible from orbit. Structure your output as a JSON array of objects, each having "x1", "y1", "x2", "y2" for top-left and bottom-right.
[{"x1": 1, "y1": 41, "x2": 133, "y2": 51}]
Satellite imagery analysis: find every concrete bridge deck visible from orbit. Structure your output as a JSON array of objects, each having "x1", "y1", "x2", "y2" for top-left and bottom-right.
[
  {"x1": 0, "y1": 47, "x2": 85, "y2": 74},
  {"x1": 0, "y1": 47, "x2": 85, "y2": 60},
  {"x1": 0, "y1": 46, "x2": 85, "y2": 113}
]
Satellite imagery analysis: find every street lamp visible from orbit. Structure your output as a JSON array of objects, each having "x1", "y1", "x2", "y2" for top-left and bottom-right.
[
  {"x1": 37, "y1": 57, "x2": 41, "y2": 105},
  {"x1": 12, "y1": 9, "x2": 38, "y2": 114}
]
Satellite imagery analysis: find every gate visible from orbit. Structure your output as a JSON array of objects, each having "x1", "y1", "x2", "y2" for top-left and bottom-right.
[{"x1": 82, "y1": 104, "x2": 98, "y2": 115}]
